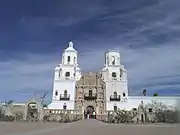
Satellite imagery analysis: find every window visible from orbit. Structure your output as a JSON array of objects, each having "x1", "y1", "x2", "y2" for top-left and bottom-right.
[
  {"x1": 67, "y1": 56, "x2": 70, "y2": 62},
  {"x1": 114, "y1": 91, "x2": 117, "y2": 98},
  {"x1": 120, "y1": 68, "x2": 123, "y2": 77},
  {"x1": 148, "y1": 108, "x2": 153, "y2": 112},
  {"x1": 64, "y1": 90, "x2": 67, "y2": 98},
  {"x1": 123, "y1": 92, "x2": 126, "y2": 97},
  {"x1": 114, "y1": 105, "x2": 117, "y2": 111},
  {"x1": 74, "y1": 57, "x2": 76, "y2": 64},
  {"x1": 59, "y1": 68, "x2": 62, "y2": 77},
  {"x1": 112, "y1": 56, "x2": 115, "y2": 65},
  {"x1": 65, "y1": 72, "x2": 70, "y2": 77},
  {"x1": 62, "y1": 56, "x2": 64, "y2": 63},
  {"x1": 112, "y1": 72, "x2": 116, "y2": 77},
  {"x1": 55, "y1": 90, "x2": 58, "y2": 96},
  {"x1": 89, "y1": 90, "x2": 92, "y2": 96},
  {"x1": 63, "y1": 103, "x2": 67, "y2": 110}
]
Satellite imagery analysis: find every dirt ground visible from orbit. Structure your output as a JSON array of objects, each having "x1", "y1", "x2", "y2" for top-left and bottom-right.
[{"x1": 0, "y1": 120, "x2": 179, "y2": 135}]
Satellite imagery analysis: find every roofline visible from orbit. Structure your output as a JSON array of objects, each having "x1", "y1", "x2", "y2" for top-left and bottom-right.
[{"x1": 105, "y1": 49, "x2": 120, "y2": 54}]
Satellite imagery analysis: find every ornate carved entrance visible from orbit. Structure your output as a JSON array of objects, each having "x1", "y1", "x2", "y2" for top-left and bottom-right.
[{"x1": 85, "y1": 105, "x2": 96, "y2": 119}]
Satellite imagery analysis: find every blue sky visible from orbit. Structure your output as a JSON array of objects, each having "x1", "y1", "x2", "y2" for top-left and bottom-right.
[{"x1": 0, "y1": 0, "x2": 180, "y2": 103}]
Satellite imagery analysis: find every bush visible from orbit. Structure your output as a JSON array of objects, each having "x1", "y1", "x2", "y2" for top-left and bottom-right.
[
  {"x1": 43, "y1": 115, "x2": 50, "y2": 122},
  {"x1": 14, "y1": 112, "x2": 24, "y2": 121},
  {"x1": 0, "y1": 115, "x2": 15, "y2": 122},
  {"x1": 113, "y1": 110, "x2": 136, "y2": 123},
  {"x1": 62, "y1": 114, "x2": 70, "y2": 123}
]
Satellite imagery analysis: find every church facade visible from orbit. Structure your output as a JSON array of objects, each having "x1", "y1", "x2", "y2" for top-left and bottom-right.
[
  {"x1": 47, "y1": 41, "x2": 180, "y2": 116},
  {"x1": 75, "y1": 72, "x2": 105, "y2": 115}
]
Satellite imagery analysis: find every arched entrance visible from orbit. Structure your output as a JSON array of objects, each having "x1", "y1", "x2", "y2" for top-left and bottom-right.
[
  {"x1": 84, "y1": 106, "x2": 96, "y2": 119},
  {"x1": 26, "y1": 102, "x2": 38, "y2": 121}
]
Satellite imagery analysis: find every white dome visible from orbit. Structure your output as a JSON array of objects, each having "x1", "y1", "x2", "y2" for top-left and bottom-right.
[
  {"x1": 54, "y1": 66, "x2": 60, "y2": 70},
  {"x1": 101, "y1": 66, "x2": 108, "y2": 71},
  {"x1": 65, "y1": 41, "x2": 77, "y2": 52}
]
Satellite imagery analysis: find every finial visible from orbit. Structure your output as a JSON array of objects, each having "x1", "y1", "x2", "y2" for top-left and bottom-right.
[{"x1": 69, "y1": 41, "x2": 73, "y2": 48}]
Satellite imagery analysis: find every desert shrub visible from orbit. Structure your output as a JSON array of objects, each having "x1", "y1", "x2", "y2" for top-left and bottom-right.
[
  {"x1": 113, "y1": 110, "x2": 136, "y2": 123},
  {"x1": 14, "y1": 112, "x2": 24, "y2": 121},
  {"x1": 0, "y1": 108, "x2": 5, "y2": 118},
  {"x1": 43, "y1": 115, "x2": 50, "y2": 122},
  {"x1": 1, "y1": 115, "x2": 15, "y2": 121},
  {"x1": 62, "y1": 114, "x2": 70, "y2": 123},
  {"x1": 146, "y1": 100, "x2": 179, "y2": 123}
]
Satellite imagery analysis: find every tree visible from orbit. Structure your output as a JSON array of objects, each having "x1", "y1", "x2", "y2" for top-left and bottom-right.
[
  {"x1": 0, "y1": 105, "x2": 5, "y2": 118},
  {"x1": 146, "y1": 100, "x2": 178, "y2": 123},
  {"x1": 142, "y1": 89, "x2": 147, "y2": 96},
  {"x1": 153, "y1": 93, "x2": 158, "y2": 96},
  {"x1": 43, "y1": 104, "x2": 47, "y2": 108},
  {"x1": 14, "y1": 111, "x2": 24, "y2": 121}
]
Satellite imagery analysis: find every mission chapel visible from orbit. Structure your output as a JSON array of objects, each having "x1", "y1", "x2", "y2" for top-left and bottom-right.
[{"x1": 47, "y1": 41, "x2": 179, "y2": 116}]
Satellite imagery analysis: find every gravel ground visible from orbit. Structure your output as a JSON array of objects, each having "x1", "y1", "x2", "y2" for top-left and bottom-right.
[{"x1": 0, "y1": 120, "x2": 179, "y2": 135}]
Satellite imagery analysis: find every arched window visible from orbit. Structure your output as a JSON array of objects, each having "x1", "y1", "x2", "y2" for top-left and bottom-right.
[
  {"x1": 63, "y1": 103, "x2": 67, "y2": 110},
  {"x1": 59, "y1": 68, "x2": 62, "y2": 77},
  {"x1": 114, "y1": 91, "x2": 117, "y2": 98},
  {"x1": 123, "y1": 92, "x2": 126, "y2": 97},
  {"x1": 112, "y1": 72, "x2": 116, "y2": 77},
  {"x1": 67, "y1": 56, "x2": 70, "y2": 62},
  {"x1": 65, "y1": 72, "x2": 70, "y2": 77},
  {"x1": 114, "y1": 105, "x2": 117, "y2": 111},
  {"x1": 62, "y1": 56, "x2": 64, "y2": 63},
  {"x1": 64, "y1": 90, "x2": 67, "y2": 98},
  {"x1": 74, "y1": 57, "x2": 76, "y2": 64},
  {"x1": 112, "y1": 56, "x2": 115, "y2": 65},
  {"x1": 55, "y1": 90, "x2": 58, "y2": 96},
  {"x1": 89, "y1": 90, "x2": 92, "y2": 96}
]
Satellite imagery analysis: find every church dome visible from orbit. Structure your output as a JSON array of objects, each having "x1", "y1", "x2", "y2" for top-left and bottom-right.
[
  {"x1": 101, "y1": 66, "x2": 108, "y2": 71},
  {"x1": 54, "y1": 64, "x2": 61, "y2": 70},
  {"x1": 76, "y1": 67, "x2": 80, "y2": 71},
  {"x1": 54, "y1": 67, "x2": 59, "y2": 70},
  {"x1": 64, "y1": 41, "x2": 77, "y2": 52}
]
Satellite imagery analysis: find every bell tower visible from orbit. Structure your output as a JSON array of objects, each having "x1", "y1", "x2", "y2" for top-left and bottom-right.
[
  {"x1": 61, "y1": 41, "x2": 78, "y2": 66},
  {"x1": 48, "y1": 41, "x2": 81, "y2": 110},
  {"x1": 101, "y1": 49, "x2": 128, "y2": 111},
  {"x1": 105, "y1": 50, "x2": 121, "y2": 66}
]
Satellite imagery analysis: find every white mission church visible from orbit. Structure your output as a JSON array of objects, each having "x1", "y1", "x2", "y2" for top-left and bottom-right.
[{"x1": 47, "y1": 41, "x2": 179, "y2": 115}]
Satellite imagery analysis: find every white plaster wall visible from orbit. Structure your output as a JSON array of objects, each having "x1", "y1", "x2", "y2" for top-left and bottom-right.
[
  {"x1": 106, "y1": 66, "x2": 127, "y2": 81},
  {"x1": 106, "y1": 96, "x2": 180, "y2": 111},
  {"x1": 105, "y1": 51, "x2": 120, "y2": 66},
  {"x1": 62, "y1": 51, "x2": 78, "y2": 65},
  {"x1": 54, "y1": 66, "x2": 74, "y2": 79},
  {"x1": 48, "y1": 100, "x2": 74, "y2": 110},
  {"x1": 75, "y1": 68, "x2": 81, "y2": 80},
  {"x1": 105, "y1": 81, "x2": 128, "y2": 100},
  {"x1": 54, "y1": 65, "x2": 81, "y2": 80},
  {"x1": 52, "y1": 80, "x2": 76, "y2": 101}
]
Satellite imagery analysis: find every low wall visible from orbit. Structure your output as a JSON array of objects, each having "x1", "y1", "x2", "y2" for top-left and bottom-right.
[{"x1": 48, "y1": 113, "x2": 83, "y2": 122}]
